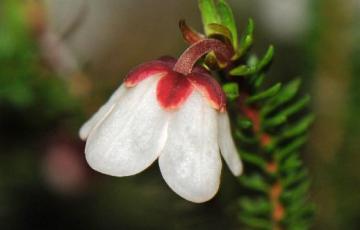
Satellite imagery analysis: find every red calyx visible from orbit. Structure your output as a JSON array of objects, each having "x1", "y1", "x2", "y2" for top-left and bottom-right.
[
  {"x1": 156, "y1": 71, "x2": 193, "y2": 110},
  {"x1": 124, "y1": 60, "x2": 170, "y2": 87},
  {"x1": 124, "y1": 39, "x2": 232, "y2": 112}
]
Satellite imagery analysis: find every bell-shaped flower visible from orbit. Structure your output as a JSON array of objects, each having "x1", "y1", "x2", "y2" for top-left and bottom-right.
[{"x1": 79, "y1": 39, "x2": 242, "y2": 203}]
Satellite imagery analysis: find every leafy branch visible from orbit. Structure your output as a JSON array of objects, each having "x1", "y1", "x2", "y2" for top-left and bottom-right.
[{"x1": 197, "y1": 0, "x2": 315, "y2": 229}]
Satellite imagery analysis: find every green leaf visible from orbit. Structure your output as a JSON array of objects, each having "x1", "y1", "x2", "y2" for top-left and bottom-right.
[
  {"x1": 223, "y1": 82, "x2": 239, "y2": 100},
  {"x1": 254, "y1": 73, "x2": 266, "y2": 89},
  {"x1": 273, "y1": 79, "x2": 301, "y2": 106},
  {"x1": 232, "y1": 54, "x2": 258, "y2": 76},
  {"x1": 282, "y1": 180, "x2": 310, "y2": 202},
  {"x1": 237, "y1": 117, "x2": 253, "y2": 129},
  {"x1": 238, "y1": 214, "x2": 272, "y2": 230},
  {"x1": 239, "y1": 197, "x2": 271, "y2": 215},
  {"x1": 282, "y1": 169, "x2": 308, "y2": 188},
  {"x1": 260, "y1": 95, "x2": 310, "y2": 119},
  {"x1": 286, "y1": 197, "x2": 310, "y2": 218},
  {"x1": 263, "y1": 96, "x2": 311, "y2": 130},
  {"x1": 246, "y1": 83, "x2": 282, "y2": 104},
  {"x1": 229, "y1": 64, "x2": 256, "y2": 76},
  {"x1": 275, "y1": 135, "x2": 308, "y2": 161},
  {"x1": 263, "y1": 114, "x2": 287, "y2": 129},
  {"x1": 273, "y1": 95, "x2": 311, "y2": 118},
  {"x1": 261, "y1": 79, "x2": 302, "y2": 115},
  {"x1": 281, "y1": 114, "x2": 315, "y2": 139},
  {"x1": 230, "y1": 46, "x2": 274, "y2": 76},
  {"x1": 205, "y1": 23, "x2": 233, "y2": 42},
  {"x1": 286, "y1": 196, "x2": 314, "y2": 222},
  {"x1": 235, "y1": 129, "x2": 257, "y2": 144},
  {"x1": 281, "y1": 154, "x2": 302, "y2": 172},
  {"x1": 198, "y1": 0, "x2": 220, "y2": 35},
  {"x1": 238, "y1": 18, "x2": 254, "y2": 57},
  {"x1": 239, "y1": 174, "x2": 269, "y2": 192},
  {"x1": 241, "y1": 151, "x2": 267, "y2": 169},
  {"x1": 257, "y1": 45, "x2": 275, "y2": 71},
  {"x1": 217, "y1": 0, "x2": 238, "y2": 49},
  {"x1": 248, "y1": 54, "x2": 259, "y2": 66}
]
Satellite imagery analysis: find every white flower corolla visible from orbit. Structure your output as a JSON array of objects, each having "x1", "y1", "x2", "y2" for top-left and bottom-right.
[{"x1": 80, "y1": 57, "x2": 243, "y2": 203}]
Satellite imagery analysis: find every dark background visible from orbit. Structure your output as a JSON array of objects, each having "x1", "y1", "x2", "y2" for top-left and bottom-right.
[{"x1": 0, "y1": 0, "x2": 359, "y2": 229}]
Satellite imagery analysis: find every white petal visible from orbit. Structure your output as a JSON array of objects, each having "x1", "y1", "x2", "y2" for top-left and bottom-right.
[
  {"x1": 159, "y1": 92, "x2": 222, "y2": 203},
  {"x1": 218, "y1": 112, "x2": 243, "y2": 176},
  {"x1": 85, "y1": 77, "x2": 169, "y2": 176},
  {"x1": 79, "y1": 84, "x2": 127, "y2": 140}
]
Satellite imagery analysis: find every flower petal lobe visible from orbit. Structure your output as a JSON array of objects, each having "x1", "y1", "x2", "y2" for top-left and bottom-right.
[
  {"x1": 79, "y1": 84, "x2": 127, "y2": 140},
  {"x1": 159, "y1": 92, "x2": 222, "y2": 203},
  {"x1": 218, "y1": 112, "x2": 243, "y2": 176},
  {"x1": 85, "y1": 77, "x2": 169, "y2": 176}
]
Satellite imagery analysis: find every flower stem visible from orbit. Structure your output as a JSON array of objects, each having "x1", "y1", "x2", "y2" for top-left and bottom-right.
[{"x1": 173, "y1": 38, "x2": 233, "y2": 75}]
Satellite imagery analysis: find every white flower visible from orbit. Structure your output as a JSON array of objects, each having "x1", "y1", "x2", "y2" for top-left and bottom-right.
[{"x1": 79, "y1": 58, "x2": 242, "y2": 203}]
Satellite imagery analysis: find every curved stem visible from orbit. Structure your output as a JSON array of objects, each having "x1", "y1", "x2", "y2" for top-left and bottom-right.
[{"x1": 173, "y1": 38, "x2": 233, "y2": 75}]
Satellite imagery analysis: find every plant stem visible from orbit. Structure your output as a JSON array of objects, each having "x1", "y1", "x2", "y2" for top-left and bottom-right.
[{"x1": 173, "y1": 38, "x2": 233, "y2": 75}]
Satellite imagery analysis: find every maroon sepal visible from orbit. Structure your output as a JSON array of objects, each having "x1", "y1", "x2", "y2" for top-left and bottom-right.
[
  {"x1": 179, "y1": 20, "x2": 205, "y2": 45},
  {"x1": 156, "y1": 72, "x2": 193, "y2": 110},
  {"x1": 187, "y1": 72, "x2": 226, "y2": 112},
  {"x1": 123, "y1": 38, "x2": 232, "y2": 112},
  {"x1": 124, "y1": 60, "x2": 170, "y2": 87}
]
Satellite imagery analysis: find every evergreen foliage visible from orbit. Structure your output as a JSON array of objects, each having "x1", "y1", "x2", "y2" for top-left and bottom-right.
[{"x1": 198, "y1": 1, "x2": 314, "y2": 229}]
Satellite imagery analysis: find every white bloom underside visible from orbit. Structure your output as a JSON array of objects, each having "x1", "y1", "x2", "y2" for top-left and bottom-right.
[{"x1": 80, "y1": 75, "x2": 242, "y2": 203}]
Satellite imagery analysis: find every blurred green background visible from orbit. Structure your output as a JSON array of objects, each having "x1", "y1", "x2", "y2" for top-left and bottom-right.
[{"x1": 0, "y1": 0, "x2": 359, "y2": 229}]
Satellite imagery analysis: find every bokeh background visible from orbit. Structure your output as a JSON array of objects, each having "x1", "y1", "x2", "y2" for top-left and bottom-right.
[{"x1": 0, "y1": 0, "x2": 359, "y2": 229}]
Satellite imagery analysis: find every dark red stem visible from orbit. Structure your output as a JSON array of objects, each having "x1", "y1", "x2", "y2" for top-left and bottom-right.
[{"x1": 173, "y1": 38, "x2": 233, "y2": 75}]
